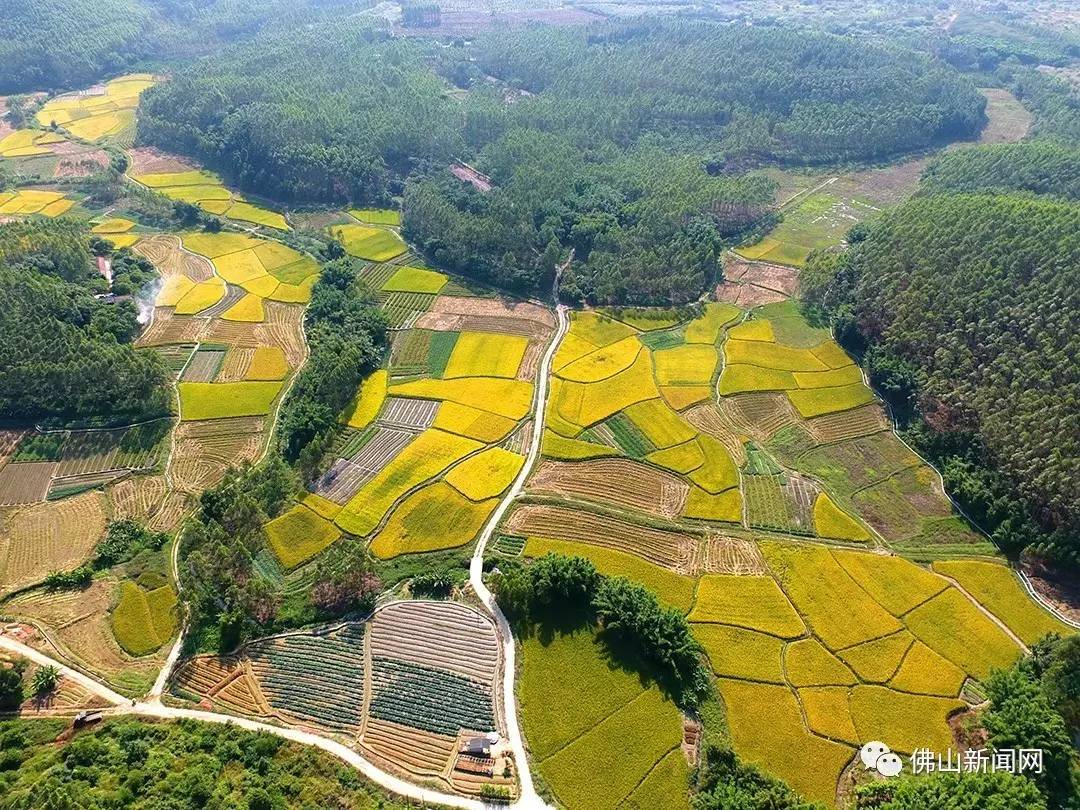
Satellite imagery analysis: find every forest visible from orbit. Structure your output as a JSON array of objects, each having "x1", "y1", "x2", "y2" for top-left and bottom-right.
[
  {"x1": 0, "y1": 716, "x2": 413, "y2": 809},
  {"x1": 0, "y1": 221, "x2": 168, "y2": 422},
  {"x1": 803, "y1": 192, "x2": 1080, "y2": 566},
  {"x1": 136, "y1": 18, "x2": 988, "y2": 303}
]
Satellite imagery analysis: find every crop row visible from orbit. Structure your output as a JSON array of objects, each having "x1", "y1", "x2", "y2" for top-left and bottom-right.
[{"x1": 370, "y1": 657, "x2": 494, "y2": 736}]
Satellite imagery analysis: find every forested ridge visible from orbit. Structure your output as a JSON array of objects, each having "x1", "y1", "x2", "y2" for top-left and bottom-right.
[
  {"x1": 921, "y1": 141, "x2": 1080, "y2": 200},
  {"x1": 0, "y1": 221, "x2": 168, "y2": 422},
  {"x1": 136, "y1": 17, "x2": 987, "y2": 303},
  {"x1": 804, "y1": 193, "x2": 1080, "y2": 565}
]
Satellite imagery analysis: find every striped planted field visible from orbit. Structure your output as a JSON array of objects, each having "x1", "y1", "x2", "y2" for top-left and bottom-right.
[
  {"x1": 170, "y1": 417, "x2": 264, "y2": 493},
  {"x1": 528, "y1": 458, "x2": 688, "y2": 518},
  {"x1": 314, "y1": 426, "x2": 416, "y2": 505},
  {"x1": 56, "y1": 422, "x2": 170, "y2": 477},
  {"x1": 370, "y1": 601, "x2": 499, "y2": 684},
  {"x1": 0, "y1": 491, "x2": 108, "y2": 594},
  {"x1": 0, "y1": 461, "x2": 56, "y2": 505},
  {"x1": 505, "y1": 504, "x2": 699, "y2": 574}
]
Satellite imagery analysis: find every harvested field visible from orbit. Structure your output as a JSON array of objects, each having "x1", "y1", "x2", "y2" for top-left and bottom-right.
[
  {"x1": 201, "y1": 284, "x2": 246, "y2": 319},
  {"x1": 315, "y1": 426, "x2": 415, "y2": 504},
  {"x1": 107, "y1": 474, "x2": 167, "y2": 521},
  {"x1": 201, "y1": 302, "x2": 305, "y2": 369},
  {"x1": 47, "y1": 470, "x2": 126, "y2": 500},
  {"x1": 379, "y1": 398, "x2": 438, "y2": 430},
  {"x1": 0, "y1": 461, "x2": 56, "y2": 505},
  {"x1": 149, "y1": 491, "x2": 190, "y2": 532},
  {"x1": 702, "y1": 536, "x2": 766, "y2": 575},
  {"x1": 134, "y1": 234, "x2": 214, "y2": 282},
  {"x1": 57, "y1": 423, "x2": 169, "y2": 478},
  {"x1": 370, "y1": 600, "x2": 499, "y2": 684},
  {"x1": 505, "y1": 504, "x2": 698, "y2": 574},
  {"x1": 805, "y1": 403, "x2": 888, "y2": 443},
  {"x1": 216, "y1": 347, "x2": 255, "y2": 382},
  {"x1": 0, "y1": 491, "x2": 107, "y2": 593},
  {"x1": 0, "y1": 429, "x2": 27, "y2": 468},
  {"x1": 528, "y1": 459, "x2": 688, "y2": 518},
  {"x1": 723, "y1": 257, "x2": 800, "y2": 297},
  {"x1": 136, "y1": 310, "x2": 207, "y2": 346},
  {"x1": 722, "y1": 392, "x2": 800, "y2": 440},
  {"x1": 5, "y1": 578, "x2": 159, "y2": 691},
  {"x1": 682, "y1": 403, "x2": 747, "y2": 465},
  {"x1": 360, "y1": 717, "x2": 456, "y2": 776},
  {"x1": 170, "y1": 418, "x2": 264, "y2": 493},
  {"x1": 423, "y1": 295, "x2": 555, "y2": 330},
  {"x1": 127, "y1": 147, "x2": 194, "y2": 175},
  {"x1": 715, "y1": 281, "x2": 787, "y2": 308}
]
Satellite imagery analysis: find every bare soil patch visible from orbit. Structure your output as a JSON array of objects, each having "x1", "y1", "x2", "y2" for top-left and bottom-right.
[{"x1": 529, "y1": 458, "x2": 689, "y2": 518}]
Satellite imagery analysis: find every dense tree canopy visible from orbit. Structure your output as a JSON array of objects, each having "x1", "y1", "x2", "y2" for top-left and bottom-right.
[
  {"x1": 0, "y1": 221, "x2": 168, "y2": 421},
  {"x1": 803, "y1": 193, "x2": 1080, "y2": 565},
  {"x1": 0, "y1": 717, "x2": 411, "y2": 809},
  {"x1": 920, "y1": 141, "x2": 1080, "y2": 200}
]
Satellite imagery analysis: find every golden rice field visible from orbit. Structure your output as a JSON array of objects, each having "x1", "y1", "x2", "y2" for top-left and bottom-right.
[
  {"x1": 134, "y1": 168, "x2": 288, "y2": 230},
  {"x1": 36, "y1": 74, "x2": 155, "y2": 143}
]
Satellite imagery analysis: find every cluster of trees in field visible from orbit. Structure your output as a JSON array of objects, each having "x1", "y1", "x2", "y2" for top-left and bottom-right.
[
  {"x1": 1003, "y1": 66, "x2": 1080, "y2": 147},
  {"x1": 0, "y1": 221, "x2": 168, "y2": 422},
  {"x1": 277, "y1": 256, "x2": 388, "y2": 478},
  {"x1": 934, "y1": 13, "x2": 1079, "y2": 73},
  {"x1": 493, "y1": 553, "x2": 709, "y2": 707},
  {"x1": 0, "y1": 716, "x2": 413, "y2": 809},
  {"x1": 137, "y1": 17, "x2": 988, "y2": 303},
  {"x1": 803, "y1": 191, "x2": 1080, "y2": 566}
]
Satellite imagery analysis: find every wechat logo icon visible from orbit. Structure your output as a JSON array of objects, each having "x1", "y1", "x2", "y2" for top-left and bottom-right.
[{"x1": 860, "y1": 741, "x2": 903, "y2": 777}]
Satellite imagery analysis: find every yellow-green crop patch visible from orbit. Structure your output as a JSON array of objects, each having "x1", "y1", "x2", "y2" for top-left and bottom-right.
[
  {"x1": 178, "y1": 381, "x2": 282, "y2": 420},
  {"x1": 652, "y1": 344, "x2": 718, "y2": 386},
  {"x1": 156, "y1": 275, "x2": 196, "y2": 306},
  {"x1": 330, "y1": 223, "x2": 407, "y2": 261},
  {"x1": 225, "y1": 201, "x2": 288, "y2": 230},
  {"x1": 524, "y1": 537, "x2": 696, "y2": 613},
  {"x1": 694, "y1": 624, "x2": 785, "y2": 682},
  {"x1": 849, "y1": 685, "x2": 963, "y2": 754},
  {"x1": 246, "y1": 346, "x2": 288, "y2": 381},
  {"x1": 603, "y1": 308, "x2": 684, "y2": 331},
  {"x1": 433, "y1": 401, "x2": 518, "y2": 443},
  {"x1": 541, "y1": 430, "x2": 620, "y2": 460},
  {"x1": 793, "y1": 365, "x2": 863, "y2": 389},
  {"x1": 539, "y1": 689, "x2": 684, "y2": 810},
  {"x1": 390, "y1": 377, "x2": 534, "y2": 421},
  {"x1": 110, "y1": 580, "x2": 176, "y2": 657},
  {"x1": 686, "y1": 435, "x2": 739, "y2": 494},
  {"x1": 445, "y1": 447, "x2": 524, "y2": 501},
  {"x1": 91, "y1": 218, "x2": 135, "y2": 234},
  {"x1": 222, "y1": 293, "x2": 265, "y2": 322},
  {"x1": 622, "y1": 749, "x2": 690, "y2": 810},
  {"x1": 786, "y1": 383, "x2": 875, "y2": 418},
  {"x1": 180, "y1": 231, "x2": 261, "y2": 258},
  {"x1": 135, "y1": 170, "x2": 220, "y2": 188},
  {"x1": 341, "y1": 370, "x2": 388, "y2": 430},
  {"x1": 0, "y1": 189, "x2": 69, "y2": 216},
  {"x1": 728, "y1": 319, "x2": 775, "y2": 342},
  {"x1": 555, "y1": 351, "x2": 659, "y2": 428},
  {"x1": 888, "y1": 641, "x2": 967, "y2": 697},
  {"x1": 350, "y1": 208, "x2": 401, "y2": 226},
  {"x1": 784, "y1": 639, "x2": 857, "y2": 687},
  {"x1": 904, "y1": 588, "x2": 1021, "y2": 680},
  {"x1": 553, "y1": 332, "x2": 602, "y2": 370},
  {"x1": 37, "y1": 75, "x2": 154, "y2": 143},
  {"x1": 368, "y1": 481, "x2": 496, "y2": 558},
  {"x1": 380, "y1": 266, "x2": 448, "y2": 294},
  {"x1": 265, "y1": 504, "x2": 341, "y2": 569},
  {"x1": 799, "y1": 686, "x2": 859, "y2": 744},
  {"x1": 335, "y1": 429, "x2": 482, "y2": 536},
  {"x1": 138, "y1": 173, "x2": 288, "y2": 230},
  {"x1": 931, "y1": 559, "x2": 1075, "y2": 645},
  {"x1": 832, "y1": 550, "x2": 948, "y2": 616},
  {"x1": 646, "y1": 440, "x2": 704, "y2": 474},
  {"x1": 684, "y1": 303, "x2": 739, "y2": 344},
  {"x1": 569, "y1": 311, "x2": 636, "y2": 348},
  {"x1": 717, "y1": 679, "x2": 853, "y2": 806},
  {"x1": 813, "y1": 493, "x2": 870, "y2": 542},
  {"x1": 725, "y1": 340, "x2": 828, "y2": 372},
  {"x1": 719, "y1": 364, "x2": 796, "y2": 394},
  {"x1": 680, "y1": 486, "x2": 743, "y2": 522},
  {"x1": 557, "y1": 337, "x2": 641, "y2": 382},
  {"x1": 689, "y1": 575, "x2": 805, "y2": 638},
  {"x1": 443, "y1": 331, "x2": 529, "y2": 379},
  {"x1": 623, "y1": 399, "x2": 697, "y2": 449},
  {"x1": 763, "y1": 542, "x2": 902, "y2": 650},
  {"x1": 302, "y1": 492, "x2": 342, "y2": 521},
  {"x1": 519, "y1": 626, "x2": 647, "y2": 760},
  {"x1": 812, "y1": 341, "x2": 856, "y2": 368},
  {"x1": 174, "y1": 278, "x2": 226, "y2": 315},
  {"x1": 659, "y1": 385, "x2": 712, "y2": 411},
  {"x1": 837, "y1": 630, "x2": 914, "y2": 683}
]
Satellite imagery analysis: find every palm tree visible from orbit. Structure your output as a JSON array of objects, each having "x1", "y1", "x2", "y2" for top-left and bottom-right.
[{"x1": 31, "y1": 665, "x2": 59, "y2": 697}]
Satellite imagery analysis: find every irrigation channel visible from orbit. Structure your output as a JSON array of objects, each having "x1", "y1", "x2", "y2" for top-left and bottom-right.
[{"x1": 1, "y1": 281, "x2": 570, "y2": 810}]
